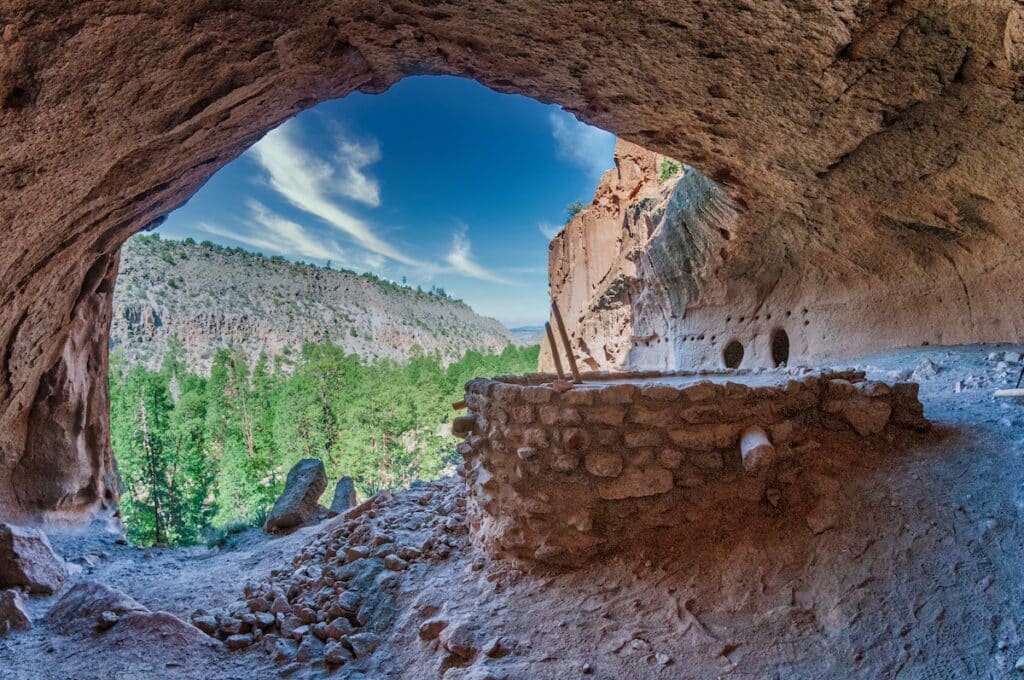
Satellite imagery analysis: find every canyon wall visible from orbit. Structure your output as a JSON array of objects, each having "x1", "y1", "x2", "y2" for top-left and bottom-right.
[
  {"x1": 543, "y1": 129, "x2": 1024, "y2": 371},
  {"x1": 113, "y1": 236, "x2": 513, "y2": 373},
  {"x1": 2, "y1": 1, "x2": 1023, "y2": 521}
]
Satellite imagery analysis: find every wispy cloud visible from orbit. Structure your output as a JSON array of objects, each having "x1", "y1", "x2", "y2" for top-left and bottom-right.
[
  {"x1": 538, "y1": 222, "x2": 562, "y2": 240},
  {"x1": 445, "y1": 227, "x2": 518, "y2": 285},
  {"x1": 248, "y1": 121, "x2": 421, "y2": 266},
  {"x1": 197, "y1": 202, "x2": 350, "y2": 265},
  {"x1": 548, "y1": 110, "x2": 617, "y2": 178},
  {"x1": 333, "y1": 137, "x2": 381, "y2": 207}
]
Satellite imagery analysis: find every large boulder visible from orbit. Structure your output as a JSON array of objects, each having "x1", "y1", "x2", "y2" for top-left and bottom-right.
[
  {"x1": 265, "y1": 459, "x2": 327, "y2": 533},
  {"x1": 0, "y1": 589, "x2": 32, "y2": 634},
  {"x1": 329, "y1": 477, "x2": 358, "y2": 516},
  {"x1": 46, "y1": 581, "x2": 148, "y2": 634},
  {"x1": 47, "y1": 581, "x2": 217, "y2": 653},
  {"x1": 0, "y1": 523, "x2": 66, "y2": 594}
]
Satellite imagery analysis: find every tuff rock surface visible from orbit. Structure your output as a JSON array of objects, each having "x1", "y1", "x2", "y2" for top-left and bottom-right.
[
  {"x1": 0, "y1": 523, "x2": 66, "y2": 594},
  {"x1": 1, "y1": 1, "x2": 1023, "y2": 524},
  {"x1": 0, "y1": 589, "x2": 31, "y2": 634}
]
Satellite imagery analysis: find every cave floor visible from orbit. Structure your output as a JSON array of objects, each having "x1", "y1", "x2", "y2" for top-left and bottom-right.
[{"x1": 5, "y1": 344, "x2": 1024, "y2": 679}]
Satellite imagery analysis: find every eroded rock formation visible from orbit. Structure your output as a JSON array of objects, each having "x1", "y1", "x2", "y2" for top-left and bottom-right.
[{"x1": 1, "y1": 1, "x2": 1023, "y2": 521}]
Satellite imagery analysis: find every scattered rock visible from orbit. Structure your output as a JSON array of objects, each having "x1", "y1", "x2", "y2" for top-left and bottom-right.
[
  {"x1": 346, "y1": 631, "x2": 382, "y2": 658},
  {"x1": 265, "y1": 459, "x2": 328, "y2": 533},
  {"x1": 440, "y1": 621, "x2": 480, "y2": 659},
  {"x1": 384, "y1": 554, "x2": 408, "y2": 571},
  {"x1": 0, "y1": 522, "x2": 66, "y2": 594},
  {"x1": 419, "y1": 618, "x2": 448, "y2": 641},
  {"x1": 912, "y1": 359, "x2": 941, "y2": 380},
  {"x1": 225, "y1": 633, "x2": 255, "y2": 650},
  {"x1": 97, "y1": 610, "x2": 120, "y2": 630},
  {"x1": 329, "y1": 477, "x2": 358, "y2": 516},
  {"x1": 484, "y1": 635, "x2": 511, "y2": 658},
  {"x1": 325, "y1": 640, "x2": 354, "y2": 665},
  {"x1": 0, "y1": 589, "x2": 31, "y2": 633}
]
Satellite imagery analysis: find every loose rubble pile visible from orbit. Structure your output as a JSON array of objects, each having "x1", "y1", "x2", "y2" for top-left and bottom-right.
[
  {"x1": 457, "y1": 369, "x2": 929, "y2": 565},
  {"x1": 197, "y1": 479, "x2": 470, "y2": 671}
]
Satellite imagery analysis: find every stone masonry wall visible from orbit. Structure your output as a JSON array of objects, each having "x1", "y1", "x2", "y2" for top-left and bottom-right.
[{"x1": 455, "y1": 370, "x2": 928, "y2": 566}]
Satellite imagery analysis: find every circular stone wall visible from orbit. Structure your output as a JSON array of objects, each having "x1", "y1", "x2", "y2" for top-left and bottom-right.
[{"x1": 455, "y1": 370, "x2": 928, "y2": 566}]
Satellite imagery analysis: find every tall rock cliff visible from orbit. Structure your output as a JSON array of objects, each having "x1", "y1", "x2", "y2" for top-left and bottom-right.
[
  {"x1": 113, "y1": 236, "x2": 514, "y2": 373},
  {"x1": 544, "y1": 134, "x2": 1024, "y2": 372}
]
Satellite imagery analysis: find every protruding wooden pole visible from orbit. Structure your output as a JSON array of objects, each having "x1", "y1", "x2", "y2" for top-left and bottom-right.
[
  {"x1": 544, "y1": 322, "x2": 566, "y2": 381},
  {"x1": 551, "y1": 301, "x2": 582, "y2": 383}
]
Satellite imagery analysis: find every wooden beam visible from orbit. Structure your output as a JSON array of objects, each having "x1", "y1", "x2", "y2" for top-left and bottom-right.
[
  {"x1": 544, "y1": 322, "x2": 566, "y2": 381},
  {"x1": 452, "y1": 400, "x2": 467, "y2": 410},
  {"x1": 551, "y1": 301, "x2": 582, "y2": 383},
  {"x1": 994, "y1": 389, "x2": 1024, "y2": 398}
]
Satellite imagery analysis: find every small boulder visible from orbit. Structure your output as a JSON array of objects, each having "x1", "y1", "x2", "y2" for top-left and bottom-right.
[
  {"x1": 0, "y1": 589, "x2": 32, "y2": 633},
  {"x1": 325, "y1": 639, "x2": 354, "y2": 665},
  {"x1": 329, "y1": 477, "x2": 358, "y2": 516},
  {"x1": 225, "y1": 633, "x2": 255, "y2": 650},
  {"x1": 346, "y1": 631, "x2": 381, "y2": 658},
  {"x1": 265, "y1": 459, "x2": 328, "y2": 533},
  {"x1": 0, "y1": 523, "x2": 66, "y2": 594}
]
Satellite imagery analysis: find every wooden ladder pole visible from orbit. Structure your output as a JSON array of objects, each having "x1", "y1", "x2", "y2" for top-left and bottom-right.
[
  {"x1": 544, "y1": 322, "x2": 566, "y2": 381},
  {"x1": 551, "y1": 301, "x2": 582, "y2": 383}
]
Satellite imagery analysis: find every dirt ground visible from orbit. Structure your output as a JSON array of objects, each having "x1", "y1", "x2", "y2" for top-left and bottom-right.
[{"x1": 5, "y1": 344, "x2": 1024, "y2": 679}]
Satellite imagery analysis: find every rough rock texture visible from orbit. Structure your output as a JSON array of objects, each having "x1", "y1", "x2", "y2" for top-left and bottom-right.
[
  {"x1": 329, "y1": 477, "x2": 358, "y2": 517},
  {"x1": 457, "y1": 369, "x2": 928, "y2": 565},
  {"x1": 0, "y1": 2, "x2": 1023, "y2": 524},
  {"x1": 0, "y1": 589, "x2": 31, "y2": 634},
  {"x1": 112, "y1": 236, "x2": 514, "y2": 373},
  {"x1": 46, "y1": 581, "x2": 217, "y2": 653},
  {"x1": 546, "y1": 123, "x2": 1024, "y2": 373},
  {"x1": 265, "y1": 459, "x2": 328, "y2": 533},
  {"x1": 0, "y1": 523, "x2": 66, "y2": 594}
]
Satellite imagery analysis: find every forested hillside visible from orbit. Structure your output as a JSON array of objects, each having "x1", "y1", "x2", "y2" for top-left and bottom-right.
[
  {"x1": 112, "y1": 235, "x2": 516, "y2": 373},
  {"x1": 109, "y1": 341, "x2": 538, "y2": 546}
]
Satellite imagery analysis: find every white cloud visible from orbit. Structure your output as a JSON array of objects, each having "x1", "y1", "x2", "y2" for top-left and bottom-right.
[
  {"x1": 248, "y1": 121, "x2": 421, "y2": 267},
  {"x1": 197, "y1": 202, "x2": 350, "y2": 266},
  {"x1": 444, "y1": 228, "x2": 518, "y2": 285},
  {"x1": 537, "y1": 222, "x2": 562, "y2": 240},
  {"x1": 333, "y1": 138, "x2": 381, "y2": 207},
  {"x1": 548, "y1": 110, "x2": 617, "y2": 177}
]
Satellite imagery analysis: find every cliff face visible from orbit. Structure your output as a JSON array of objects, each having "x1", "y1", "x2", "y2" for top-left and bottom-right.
[
  {"x1": 112, "y1": 237, "x2": 514, "y2": 373},
  {"x1": 2, "y1": 1, "x2": 1024, "y2": 521},
  {"x1": 544, "y1": 133, "x2": 1024, "y2": 372}
]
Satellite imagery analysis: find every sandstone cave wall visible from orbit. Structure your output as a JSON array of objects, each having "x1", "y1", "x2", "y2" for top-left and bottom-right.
[{"x1": 1, "y1": 1, "x2": 1023, "y2": 520}]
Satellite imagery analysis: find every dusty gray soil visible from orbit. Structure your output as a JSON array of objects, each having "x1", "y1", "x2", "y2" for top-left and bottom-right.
[{"x1": 5, "y1": 344, "x2": 1024, "y2": 679}]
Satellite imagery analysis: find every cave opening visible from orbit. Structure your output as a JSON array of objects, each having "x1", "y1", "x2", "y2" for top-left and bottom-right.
[
  {"x1": 102, "y1": 75, "x2": 637, "y2": 546},
  {"x1": 771, "y1": 328, "x2": 790, "y2": 367},
  {"x1": 723, "y1": 340, "x2": 744, "y2": 368}
]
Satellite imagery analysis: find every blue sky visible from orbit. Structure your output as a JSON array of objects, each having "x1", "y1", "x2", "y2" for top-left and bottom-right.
[{"x1": 157, "y1": 76, "x2": 617, "y2": 327}]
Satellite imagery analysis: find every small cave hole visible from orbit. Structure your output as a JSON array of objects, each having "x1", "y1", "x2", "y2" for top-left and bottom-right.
[
  {"x1": 770, "y1": 328, "x2": 790, "y2": 367},
  {"x1": 723, "y1": 340, "x2": 744, "y2": 368}
]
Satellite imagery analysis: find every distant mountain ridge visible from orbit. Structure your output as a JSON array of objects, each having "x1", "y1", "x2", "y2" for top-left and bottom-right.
[{"x1": 111, "y1": 235, "x2": 518, "y2": 373}]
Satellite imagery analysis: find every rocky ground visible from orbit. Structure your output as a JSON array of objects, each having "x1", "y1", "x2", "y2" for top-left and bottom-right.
[{"x1": 5, "y1": 343, "x2": 1024, "y2": 678}]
